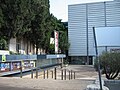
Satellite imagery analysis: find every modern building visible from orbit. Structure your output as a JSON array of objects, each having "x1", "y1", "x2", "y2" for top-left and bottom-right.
[{"x1": 68, "y1": 0, "x2": 120, "y2": 64}]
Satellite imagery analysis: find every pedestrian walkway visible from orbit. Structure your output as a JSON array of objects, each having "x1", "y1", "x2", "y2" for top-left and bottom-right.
[
  {"x1": 0, "y1": 65, "x2": 99, "y2": 90},
  {"x1": 21, "y1": 65, "x2": 98, "y2": 80}
]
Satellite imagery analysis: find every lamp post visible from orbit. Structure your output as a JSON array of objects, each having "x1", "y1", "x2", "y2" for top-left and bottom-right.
[
  {"x1": 93, "y1": 27, "x2": 102, "y2": 90},
  {"x1": 86, "y1": 4, "x2": 89, "y2": 65}
]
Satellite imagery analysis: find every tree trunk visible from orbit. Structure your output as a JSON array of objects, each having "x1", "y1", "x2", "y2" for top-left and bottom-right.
[
  {"x1": 33, "y1": 44, "x2": 35, "y2": 54},
  {"x1": 27, "y1": 40, "x2": 29, "y2": 54},
  {"x1": 104, "y1": 67, "x2": 110, "y2": 79},
  {"x1": 36, "y1": 46, "x2": 38, "y2": 55}
]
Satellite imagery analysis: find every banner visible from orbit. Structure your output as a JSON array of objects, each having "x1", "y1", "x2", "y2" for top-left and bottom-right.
[{"x1": 54, "y1": 31, "x2": 59, "y2": 53}]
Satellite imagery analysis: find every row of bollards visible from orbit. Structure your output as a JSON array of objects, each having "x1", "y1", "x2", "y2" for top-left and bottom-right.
[
  {"x1": 20, "y1": 67, "x2": 76, "y2": 80},
  {"x1": 42, "y1": 68, "x2": 76, "y2": 80},
  {"x1": 61, "y1": 69, "x2": 75, "y2": 80},
  {"x1": 43, "y1": 70, "x2": 54, "y2": 79}
]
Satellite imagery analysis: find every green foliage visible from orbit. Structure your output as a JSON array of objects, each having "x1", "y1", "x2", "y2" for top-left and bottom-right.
[
  {"x1": 59, "y1": 31, "x2": 70, "y2": 54},
  {"x1": 0, "y1": 38, "x2": 8, "y2": 50},
  {"x1": 49, "y1": 44, "x2": 55, "y2": 54},
  {"x1": 0, "y1": 0, "x2": 33, "y2": 39},
  {"x1": 0, "y1": 0, "x2": 69, "y2": 55},
  {"x1": 95, "y1": 52, "x2": 120, "y2": 79},
  {"x1": 0, "y1": 8, "x2": 4, "y2": 28},
  {"x1": 26, "y1": 0, "x2": 50, "y2": 54}
]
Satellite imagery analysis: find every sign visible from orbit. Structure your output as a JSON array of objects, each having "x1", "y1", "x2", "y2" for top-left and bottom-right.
[
  {"x1": 0, "y1": 63, "x2": 9, "y2": 71},
  {"x1": 2, "y1": 55, "x2": 6, "y2": 62},
  {"x1": 95, "y1": 27, "x2": 120, "y2": 46},
  {"x1": 54, "y1": 31, "x2": 59, "y2": 53}
]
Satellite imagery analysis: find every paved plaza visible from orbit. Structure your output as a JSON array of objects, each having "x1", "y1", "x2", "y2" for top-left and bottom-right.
[{"x1": 0, "y1": 65, "x2": 99, "y2": 90}]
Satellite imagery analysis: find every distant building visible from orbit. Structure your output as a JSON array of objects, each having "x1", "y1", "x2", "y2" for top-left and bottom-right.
[
  {"x1": 9, "y1": 38, "x2": 45, "y2": 55},
  {"x1": 68, "y1": 0, "x2": 120, "y2": 64}
]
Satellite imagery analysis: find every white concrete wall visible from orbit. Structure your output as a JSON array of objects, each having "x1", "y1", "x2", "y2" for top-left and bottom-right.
[
  {"x1": 8, "y1": 38, "x2": 36, "y2": 54},
  {"x1": 8, "y1": 37, "x2": 47, "y2": 55},
  {"x1": 9, "y1": 38, "x2": 17, "y2": 52}
]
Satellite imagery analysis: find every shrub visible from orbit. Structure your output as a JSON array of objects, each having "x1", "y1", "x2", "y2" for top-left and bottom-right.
[{"x1": 96, "y1": 52, "x2": 120, "y2": 79}]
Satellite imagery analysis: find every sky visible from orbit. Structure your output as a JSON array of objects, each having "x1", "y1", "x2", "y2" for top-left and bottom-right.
[{"x1": 50, "y1": 0, "x2": 113, "y2": 22}]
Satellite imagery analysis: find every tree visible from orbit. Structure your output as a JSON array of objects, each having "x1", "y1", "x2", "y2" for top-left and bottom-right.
[
  {"x1": 0, "y1": 0, "x2": 69, "y2": 55},
  {"x1": 46, "y1": 15, "x2": 69, "y2": 54},
  {"x1": 42, "y1": 14, "x2": 58, "y2": 54},
  {"x1": 0, "y1": 7, "x2": 3, "y2": 28},
  {"x1": 59, "y1": 22, "x2": 69, "y2": 54},
  {"x1": 0, "y1": 38, "x2": 7, "y2": 50},
  {"x1": 25, "y1": 0, "x2": 50, "y2": 54},
  {"x1": 97, "y1": 52, "x2": 120, "y2": 79},
  {"x1": 0, "y1": 0, "x2": 33, "y2": 41},
  {"x1": 59, "y1": 31, "x2": 69, "y2": 54}
]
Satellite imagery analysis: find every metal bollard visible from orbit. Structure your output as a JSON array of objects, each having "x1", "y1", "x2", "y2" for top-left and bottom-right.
[
  {"x1": 71, "y1": 70, "x2": 72, "y2": 79},
  {"x1": 74, "y1": 72, "x2": 75, "y2": 79},
  {"x1": 43, "y1": 70, "x2": 45, "y2": 79},
  {"x1": 69, "y1": 70, "x2": 71, "y2": 80},
  {"x1": 36, "y1": 68, "x2": 38, "y2": 79},
  {"x1": 20, "y1": 67, "x2": 22, "y2": 78},
  {"x1": 61, "y1": 70, "x2": 63, "y2": 80},
  {"x1": 51, "y1": 70, "x2": 53, "y2": 78},
  {"x1": 47, "y1": 70, "x2": 49, "y2": 78},
  {"x1": 31, "y1": 68, "x2": 33, "y2": 79},
  {"x1": 64, "y1": 69, "x2": 66, "y2": 80},
  {"x1": 54, "y1": 67, "x2": 57, "y2": 80}
]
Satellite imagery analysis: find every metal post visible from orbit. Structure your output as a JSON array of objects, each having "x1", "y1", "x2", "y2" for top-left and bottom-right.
[
  {"x1": 74, "y1": 72, "x2": 75, "y2": 79},
  {"x1": 64, "y1": 69, "x2": 66, "y2": 80},
  {"x1": 51, "y1": 70, "x2": 53, "y2": 78},
  {"x1": 31, "y1": 68, "x2": 33, "y2": 78},
  {"x1": 20, "y1": 61, "x2": 22, "y2": 78},
  {"x1": 44, "y1": 70, "x2": 45, "y2": 79},
  {"x1": 36, "y1": 68, "x2": 38, "y2": 79},
  {"x1": 93, "y1": 27, "x2": 102, "y2": 90},
  {"x1": 61, "y1": 57, "x2": 63, "y2": 68},
  {"x1": 54, "y1": 67, "x2": 57, "y2": 80},
  {"x1": 9, "y1": 61, "x2": 12, "y2": 71},
  {"x1": 61, "y1": 70, "x2": 63, "y2": 80},
  {"x1": 69, "y1": 71, "x2": 70, "y2": 80},
  {"x1": 105, "y1": 46, "x2": 108, "y2": 52},
  {"x1": 86, "y1": 4, "x2": 89, "y2": 65},
  {"x1": 47, "y1": 70, "x2": 49, "y2": 79},
  {"x1": 20, "y1": 67, "x2": 22, "y2": 78},
  {"x1": 71, "y1": 70, "x2": 72, "y2": 79}
]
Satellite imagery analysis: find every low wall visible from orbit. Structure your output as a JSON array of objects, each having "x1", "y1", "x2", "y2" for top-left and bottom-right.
[
  {"x1": 0, "y1": 54, "x2": 65, "y2": 73},
  {"x1": 105, "y1": 80, "x2": 120, "y2": 90}
]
